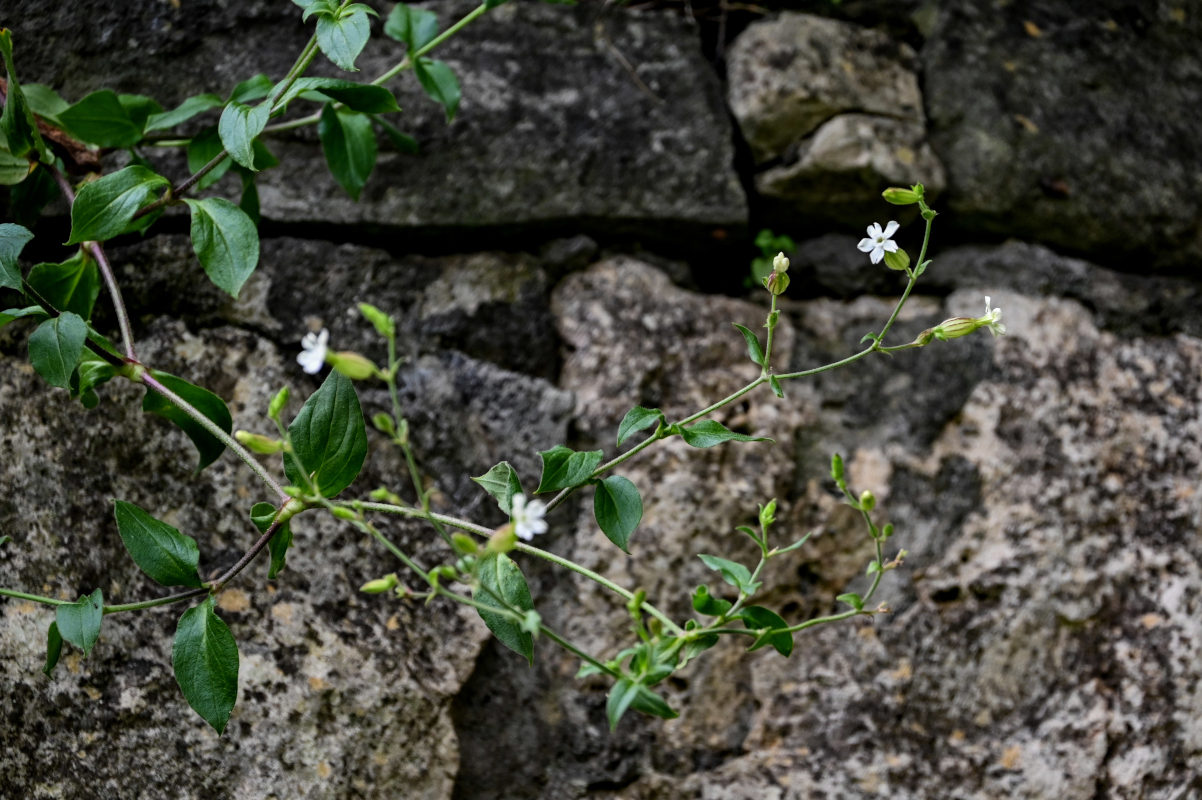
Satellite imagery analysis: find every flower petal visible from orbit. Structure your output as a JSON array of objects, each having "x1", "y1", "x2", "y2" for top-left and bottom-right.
[
  {"x1": 857, "y1": 238, "x2": 875, "y2": 252},
  {"x1": 882, "y1": 240, "x2": 899, "y2": 253},
  {"x1": 869, "y1": 247, "x2": 884, "y2": 264},
  {"x1": 882, "y1": 220, "x2": 900, "y2": 238},
  {"x1": 866, "y1": 223, "x2": 883, "y2": 238}
]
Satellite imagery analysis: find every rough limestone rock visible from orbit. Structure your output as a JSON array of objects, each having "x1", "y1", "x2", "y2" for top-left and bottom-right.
[
  {"x1": 9, "y1": 0, "x2": 747, "y2": 237},
  {"x1": 922, "y1": 0, "x2": 1202, "y2": 270},
  {"x1": 727, "y1": 12, "x2": 944, "y2": 225}
]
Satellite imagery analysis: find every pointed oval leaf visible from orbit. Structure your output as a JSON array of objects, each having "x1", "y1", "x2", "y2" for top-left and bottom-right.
[
  {"x1": 0, "y1": 30, "x2": 49, "y2": 161},
  {"x1": 173, "y1": 597, "x2": 239, "y2": 734},
  {"x1": 142, "y1": 370, "x2": 234, "y2": 473},
  {"x1": 183, "y1": 197, "x2": 260, "y2": 298},
  {"x1": 384, "y1": 4, "x2": 439, "y2": 51},
  {"x1": 413, "y1": 58, "x2": 460, "y2": 123},
  {"x1": 57, "y1": 90, "x2": 142, "y2": 147},
  {"x1": 279, "y1": 78, "x2": 400, "y2": 114},
  {"x1": 606, "y1": 678, "x2": 640, "y2": 731},
  {"x1": 43, "y1": 621, "x2": 63, "y2": 676},
  {"x1": 316, "y1": 8, "x2": 372, "y2": 71},
  {"x1": 0, "y1": 222, "x2": 34, "y2": 291},
  {"x1": 66, "y1": 165, "x2": 169, "y2": 245},
  {"x1": 738, "y1": 605, "x2": 793, "y2": 656},
  {"x1": 187, "y1": 126, "x2": 233, "y2": 191},
  {"x1": 474, "y1": 552, "x2": 535, "y2": 664},
  {"x1": 55, "y1": 588, "x2": 104, "y2": 658},
  {"x1": 616, "y1": 405, "x2": 663, "y2": 447},
  {"x1": 145, "y1": 93, "x2": 224, "y2": 132},
  {"x1": 26, "y1": 252, "x2": 100, "y2": 320},
  {"x1": 630, "y1": 685, "x2": 679, "y2": 720},
  {"x1": 218, "y1": 101, "x2": 270, "y2": 170},
  {"x1": 28, "y1": 312, "x2": 86, "y2": 389},
  {"x1": 732, "y1": 323, "x2": 765, "y2": 367},
  {"x1": 113, "y1": 501, "x2": 204, "y2": 588},
  {"x1": 593, "y1": 475, "x2": 642, "y2": 552},
  {"x1": 251, "y1": 501, "x2": 293, "y2": 580},
  {"x1": 471, "y1": 461, "x2": 523, "y2": 515},
  {"x1": 318, "y1": 104, "x2": 377, "y2": 200},
  {"x1": 697, "y1": 553, "x2": 759, "y2": 595},
  {"x1": 679, "y1": 419, "x2": 772, "y2": 449},
  {"x1": 535, "y1": 444, "x2": 603, "y2": 494},
  {"x1": 285, "y1": 370, "x2": 368, "y2": 498}
]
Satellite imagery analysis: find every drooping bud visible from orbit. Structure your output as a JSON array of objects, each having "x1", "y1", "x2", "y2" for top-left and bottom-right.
[
  {"x1": 235, "y1": 430, "x2": 285, "y2": 454},
  {"x1": 330, "y1": 351, "x2": 378, "y2": 380},
  {"x1": 359, "y1": 573, "x2": 399, "y2": 594}
]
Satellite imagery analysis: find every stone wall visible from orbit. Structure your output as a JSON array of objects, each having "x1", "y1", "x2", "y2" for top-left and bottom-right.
[{"x1": 2, "y1": 1, "x2": 1200, "y2": 798}]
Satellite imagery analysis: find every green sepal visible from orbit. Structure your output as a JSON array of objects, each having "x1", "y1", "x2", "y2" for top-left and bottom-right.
[
  {"x1": 592, "y1": 475, "x2": 642, "y2": 552},
  {"x1": 738, "y1": 605, "x2": 793, "y2": 656},
  {"x1": 251, "y1": 501, "x2": 293, "y2": 580},
  {"x1": 678, "y1": 419, "x2": 771, "y2": 449},
  {"x1": 471, "y1": 461, "x2": 523, "y2": 515},
  {"x1": 733, "y1": 323, "x2": 765, "y2": 367},
  {"x1": 535, "y1": 444, "x2": 603, "y2": 493},
  {"x1": 616, "y1": 406, "x2": 663, "y2": 447},
  {"x1": 66, "y1": 165, "x2": 169, "y2": 245},
  {"x1": 142, "y1": 370, "x2": 234, "y2": 473},
  {"x1": 113, "y1": 500, "x2": 204, "y2": 588},
  {"x1": 54, "y1": 588, "x2": 104, "y2": 658},
  {"x1": 474, "y1": 552, "x2": 536, "y2": 665},
  {"x1": 173, "y1": 596, "x2": 239, "y2": 734},
  {"x1": 285, "y1": 370, "x2": 368, "y2": 498}
]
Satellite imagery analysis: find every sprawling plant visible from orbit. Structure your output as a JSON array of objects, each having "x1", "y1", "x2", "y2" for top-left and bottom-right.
[{"x1": 0, "y1": 2, "x2": 1003, "y2": 733}]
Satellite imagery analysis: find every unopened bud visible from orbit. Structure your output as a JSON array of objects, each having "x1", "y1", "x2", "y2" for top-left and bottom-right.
[
  {"x1": 830, "y1": 453, "x2": 845, "y2": 483},
  {"x1": 772, "y1": 252, "x2": 790, "y2": 274},
  {"x1": 359, "y1": 573, "x2": 399, "y2": 594},
  {"x1": 357, "y1": 302, "x2": 395, "y2": 338},
  {"x1": 487, "y1": 523, "x2": 518, "y2": 554},
  {"x1": 268, "y1": 386, "x2": 290, "y2": 420},
  {"x1": 372, "y1": 413, "x2": 395, "y2": 435},
  {"x1": 765, "y1": 270, "x2": 791, "y2": 296},
  {"x1": 883, "y1": 247, "x2": 910, "y2": 272},
  {"x1": 759, "y1": 499, "x2": 777, "y2": 528},
  {"x1": 451, "y1": 532, "x2": 479, "y2": 555},
  {"x1": 330, "y1": 506, "x2": 360, "y2": 521},
  {"x1": 235, "y1": 430, "x2": 285, "y2": 454},
  {"x1": 932, "y1": 317, "x2": 980, "y2": 341},
  {"x1": 330, "y1": 351, "x2": 378, "y2": 380},
  {"x1": 882, "y1": 185, "x2": 922, "y2": 206},
  {"x1": 859, "y1": 490, "x2": 876, "y2": 511},
  {"x1": 369, "y1": 486, "x2": 403, "y2": 504}
]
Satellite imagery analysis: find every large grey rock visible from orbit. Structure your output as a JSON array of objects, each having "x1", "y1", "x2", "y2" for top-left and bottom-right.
[
  {"x1": 727, "y1": 12, "x2": 943, "y2": 225},
  {"x1": 8, "y1": 0, "x2": 747, "y2": 237},
  {"x1": 922, "y1": 0, "x2": 1202, "y2": 271}
]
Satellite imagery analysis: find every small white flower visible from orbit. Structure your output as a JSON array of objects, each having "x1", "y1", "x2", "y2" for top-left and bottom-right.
[
  {"x1": 981, "y1": 296, "x2": 1006, "y2": 337},
  {"x1": 510, "y1": 493, "x2": 548, "y2": 541},
  {"x1": 857, "y1": 220, "x2": 900, "y2": 264},
  {"x1": 297, "y1": 328, "x2": 330, "y2": 374}
]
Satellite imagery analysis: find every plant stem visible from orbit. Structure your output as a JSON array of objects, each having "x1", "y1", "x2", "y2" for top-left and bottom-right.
[
  {"x1": 356, "y1": 501, "x2": 492, "y2": 536},
  {"x1": 46, "y1": 164, "x2": 138, "y2": 361},
  {"x1": 105, "y1": 588, "x2": 207, "y2": 614},
  {"x1": 139, "y1": 372, "x2": 289, "y2": 502},
  {"x1": 0, "y1": 588, "x2": 69, "y2": 606}
]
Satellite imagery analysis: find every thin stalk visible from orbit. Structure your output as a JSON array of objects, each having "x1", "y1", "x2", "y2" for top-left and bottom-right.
[
  {"x1": 105, "y1": 588, "x2": 206, "y2": 614},
  {"x1": 361, "y1": 520, "x2": 430, "y2": 584},
  {"x1": 46, "y1": 165, "x2": 138, "y2": 360},
  {"x1": 355, "y1": 501, "x2": 492, "y2": 536},
  {"x1": 0, "y1": 588, "x2": 70, "y2": 606},
  {"x1": 139, "y1": 372, "x2": 289, "y2": 502},
  {"x1": 762, "y1": 293, "x2": 779, "y2": 374}
]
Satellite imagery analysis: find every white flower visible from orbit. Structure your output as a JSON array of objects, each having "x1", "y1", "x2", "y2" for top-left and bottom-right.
[
  {"x1": 857, "y1": 220, "x2": 900, "y2": 264},
  {"x1": 510, "y1": 493, "x2": 548, "y2": 541},
  {"x1": 297, "y1": 328, "x2": 329, "y2": 374},
  {"x1": 981, "y1": 296, "x2": 1006, "y2": 337}
]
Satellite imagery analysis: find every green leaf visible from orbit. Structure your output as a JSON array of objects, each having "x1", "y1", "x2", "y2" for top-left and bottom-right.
[
  {"x1": 471, "y1": 461, "x2": 523, "y2": 515},
  {"x1": 182, "y1": 197, "x2": 260, "y2": 298},
  {"x1": 384, "y1": 3, "x2": 439, "y2": 51},
  {"x1": 228, "y1": 74, "x2": 274, "y2": 105},
  {"x1": 372, "y1": 116, "x2": 419, "y2": 153},
  {"x1": 26, "y1": 251, "x2": 100, "y2": 320},
  {"x1": 238, "y1": 171, "x2": 261, "y2": 225},
  {"x1": 285, "y1": 370, "x2": 368, "y2": 498},
  {"x1": 606, "y1": 678, "x2": 639, "y2": 731},
  {"x1": 616, "y1": 405, "x2": 663, "y2": 447},
  {"x1": 0, "y1": 222, "x2": 34, "y2": 291},
  {"x1": 0, "y1": 305, "x2": 48, "y2": 329},
  {"x1": 733, "y1": 323, "x2": 765, "y2": 367},
  {"x1": 280, "y1": 77, "x2": 401, "y2": 114},
  {"x1": 21, "y1": 84, "x2": 69, "y2": 124},
  {"x1": 7, "y1": 160, "x2": 60, "y2": 224},
  {"x1": 0, "y1": 141, "x2": 31, "y2": 185},
  {"x1": 316, "y1": 7, "x2": 372, "y2": 71},
  {"x1": 73, "y1": 350, "x2": 116, "y2": 408},
  {"x1": 535, "y1": 444, "x2": 603, "y2": 493},
  {"x1": 629, "y1": 685, "x2": 678, "y2": 720},
  {"x1": 173, "y1": 596, "x2": 239, "y2": 734},
  {"x1": 55, "y1": 588, "x2": 104, "y2": 658},
  {"x1": 218, "y1": 100, "x2": 270, "y2": 170},
  {"x1": 679, "y1": 420, "x2": 772, "y2": 449},
  {"x1": 697, "y1": 553, "x2": 760, "y2": 595},
  {"x1": 142, "y1": 370, "x2": 234, "y2": 473},
  {"x1": 28, "y1": 312, "x2": 86, "y2": 389},
  {"x1": 145, "y1": 93, "x2": 224, "y2": 132},
  {"x1": 318, "y1": 104, "x2": 377, "y2": 200},
  {"x1": 474, "y1": 552, "x2": 535, "y2": 664},
  {"x1": 113, "y1": 500, "x2": 204, "y2": 588},
  {"x1": 690, "y1": 584, "x2": 732, "y2": 617},
  {"x1": 0, "y1": 30, "x2": 48, "y2": 161},
  {"x1": 43, "y1": 621, "x2": 63, "y2": 676},
  {"x1": 738, "y1": 605, "x2": 793, "y2": 656},
  {"x1": 836, "y1": 592, "x2": 864, "y2": 612},
  {"x1": 57, "y1": 90, "x2": 144, "y2": 148},
  {"x1": 413, "y1": 58, "x2": 461, "y2": 123},
  {"x1": 186, "y1": 126, "x2": 233, "y2": 191},
  {"x1": 117, "y1": 93, "x2": 164, "y2": 132},
  {"x1": 769, "y1": 374, "x2": 784, "y2": 398},
  {"x1": 593, "y1": 475, "x2": 642, "y2": 552},
  {"x1": 66, "y1": 165, "x2": 169, "y2": 245},
  {"x1": 251, "y1": 502, "x2": 293, "y2": 580}
]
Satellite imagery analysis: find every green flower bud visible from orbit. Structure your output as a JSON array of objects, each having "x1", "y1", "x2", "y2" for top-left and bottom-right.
[
  {"x1": 487, "y1": 523, "x2": 518, "y2": 554},
  {"x1": 759, "y1": 499, "x2": 777, "y2": 528},
  {"x1": 830, "y1": 453, "x2": 845, "y2": 483},
  {"x1": 369, "y1": 486, "x2": 403, "y2": 504},
  {"x1": 859, "y1": 490, "x2": 876, "y2": 511},
  {"x1": 360, "y1": 573, "x2": 399, "y2": 594},
  {"x1": 372, "y1": 413, "x2": 395, "y2": 435},
  {"x1": 451, "y1": 532, "x2": 479, "y2": 555},
  {"x1": 235, "y1": 430, "x2": 285, "y2": 454},
  {"x1": 881, "y1": 186, "x2": 922, "y2": 205},
  {"x1": 331, "y1": 351, "x2": 378, "y2": 380},
  {"x1": 932, "y1": 316, "x2": 980, "y2": 341},
  {"x1": 766, "y1": 270, "x2": 791, "y2": 296},
  {"x1": 883, "y1": 247, "x2": 910, "y2": 272},
  {"x1": 357, "y1": 302, "x2": 395, "y2": 338},
  {"x1": 268, "y1": 386, "x2": 290, "y2": 421},
  {"x1": 330, "y1": 506, "x2": 360, "y2": 521}
]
